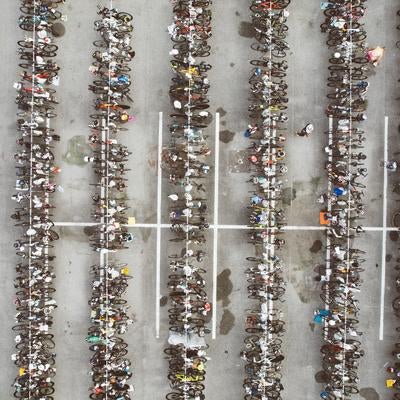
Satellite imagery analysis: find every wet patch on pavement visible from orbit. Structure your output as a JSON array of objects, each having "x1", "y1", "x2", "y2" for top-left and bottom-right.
[
  {"x1": 220, "y1": 130, "x2": 235, "y2": 144},
  {"x1": 290, "y1": 253, "x2": 320, "y2": 304},
  {"x1": 83, "y1": 226, "x2": 97, "y2": 237},
  {"x1": 310, "y1": 176, "x2": 323, "y2": 191},
  {"x1": 216, "y1": 107, "x2": 227, "y2": 117},
  {"x1": 390, "y1": 231, "x2": 399, "y2": 241},
  {"x1": 314, "y1": 371, "x2": 329, "y2": 383},
  {"x1": 239, "y1": 21, "x2": 255, "y2": 38},
  {"x1": 217, "y1": 269, "x2": 233, "y2": 307},
  {"x1": 52, "y1": 23, "x2": 66, "y2": 37},
  {"x1": 309, "y1": 240, "x2": 322, "y2": 253},
  {"x1": 63, "y1": 135, "x2": 92, "y2": 166},
  {"x1": 160, "y1": 296, "x2": 168, "y2": 307},
  {"x1": 282, "y1": 187, "x2": 297, "y2": 205},
  {"x1": 359, "y1": 388, "x2": 379, "y2": 400},
  {"x1": 139, "y1": 228, "x2": 151, "y2": 243},
  {"x1": 148, "y1": 159, "x2": 157, "y2": 168},
  {"x1": 219, "y1": 309, "x2": 235, "y2": 335}
]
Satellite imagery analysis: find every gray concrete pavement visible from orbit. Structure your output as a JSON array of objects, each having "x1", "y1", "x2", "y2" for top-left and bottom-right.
[{"x1": 1, "y1": 0, "x2": 400, "y2": 399}]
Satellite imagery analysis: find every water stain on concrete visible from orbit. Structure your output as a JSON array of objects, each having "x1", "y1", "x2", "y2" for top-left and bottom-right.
[
  {"x1": 309, "y1": 240, "x2": 322, "y2": 253},
  {"x1": 219, "y1": 309, "x2": 235, "y2": 335},
  {"x1": 216, "y1": 107, "x2": 227, "y2": 117},
  {"x1": 52, "y1": 23, "x2": 66, "y2": 38},
  {"x1": 148, "y1": 159, "x2": 157, "y2": 168},
  {"x1": 230, "y1": 62, "x2": 235, "y2": 67},
  {"x1": 239, "y1": 21, "x2": 255, "y2": 38},
  {"x1": 235, "y1": 11, "x2": 240, "y2": 16},
  {"x1": 282, "y1": 187, "x2": 297, "y2": 205},
  {"x1": 114, "y1": 191, "x2": 128, "y2": 201},
  {"x1": 220, "y1": 130, "x2": 235, "y2": 144},
  {"x1": 140, "y1": 228, "x2": 151, "y2": 243},
  {"x1": 83, "y1": 226, "x2": 97, "y2": 237},
  {"x1": 390, "y1": 231, "x2": 399, "y2": 241},
  {"x1": 310, "y1": 176, "x2": 322, "y2": 190},
  {"x1": 63, "y1": 135, "x2": 92, "y2": 166},
  {"x1": 160, "y1": 296, "x2": 168, "y2": 307},
  {"x1": 386, "y1": 254, "x2": 393, "y2": 262},
  {"x1": 315, "y1": 370, "x2": 329, "y2": 383},
  {"x1": 217, "y1": 269, "x2": 233, "y2": 307},
  {"x1": 359, "y1": 388, "x2": 379, "y2": 400}
]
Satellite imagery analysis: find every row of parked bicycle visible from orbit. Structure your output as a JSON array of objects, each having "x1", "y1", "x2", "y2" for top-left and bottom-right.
[
  {"x1": 11, "y1": 1, "x2": 64, "y2": 399},
  {"x1": 242, "y1": 0, "x2": 290, "y2": 399},
  {"x1": 86, "y1": 5, "x2": 135, "y2": 400},
  {"x1": 163, "y1": 1, "x2": 213, "y2": 399},
  {"x1": 387, "y1": 8, "x2": 400, "y2": 398},
  {"x1": 318, "y1": 1, "x2": 369, "y2": 399}
]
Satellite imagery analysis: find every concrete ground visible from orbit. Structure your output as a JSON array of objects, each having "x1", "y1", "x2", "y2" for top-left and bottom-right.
[{"x1": 0, "y1": 0, "x2": 400, "y2": 399}]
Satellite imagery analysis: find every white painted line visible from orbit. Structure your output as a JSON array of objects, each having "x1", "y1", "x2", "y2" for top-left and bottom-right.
[
  {"x1": 156, "y1": 111, "x2": 163, "y2": 339},
  {"x1": 52, "y1": 221, "x2": 399, "y2": 231},
  {"x1": 212, "y1": 112, "x2": 220, "y2": 340},
  {"x1": 54, "y1": 222, "x2": 98, "y2": 227},
  {"x1": 379, "y1": 116, "x2": 389, "y2": 341}
]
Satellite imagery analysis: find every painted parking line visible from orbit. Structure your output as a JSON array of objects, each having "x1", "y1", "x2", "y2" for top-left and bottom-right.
[
  {"x1": 156, "y1": 111, "x2": 163, "y2": 339},
  {"x1": 379, "y1": 116, "x2": 389, "y2": 341},
  {"x1": 212, "y1": 113, "x2": 220, "y2": 340},
  {"x1": 53, "y1": 221, "x2": 398, "y2": 232}
]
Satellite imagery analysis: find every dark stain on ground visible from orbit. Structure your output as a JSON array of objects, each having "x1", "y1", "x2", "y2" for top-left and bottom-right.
[
  {"x1": 308, "y1": 20, "x2": 314, "y2": 28},
  {"x1": 216, "y1": 107, "x2": 227, "y2": 117},
  {"x1": 359, "y1": 387, "x2": 379, "y2": 400},
  {"x1": 140, "y1": 228, "x2": 151, "y2": 243},
  {"x1": 217, "y1": 269, "x2": 233, "y2": 307},
  {"x1": 239, "y1": 21, "x2": 255, "y2": 38},
  {"x1": 160, "y1": 296, "x2": 168, "y2": 307},
  {"x1": 230, "y1": 62, "x2": 235, "y2": 67},
  {"x1": 309, "y1": 322, "x2": 315, "y2": 332},
  {"x1": 221, "y1": 121, "x2": 227, "y2": 126},
  {"x1": 70, "y1": 119, "x2": 75, "y2": 124},
  {"x1": 390, "y1": 231, "x2": 399, "y2": 241},
  {"x1": 219, "y1": 309, "x2": 235, "y2": 335},
  {"x1": 52, "y1": 23, "x2": 66, "y2": 37},
  {"x1": 282, "y1": 187, "x2": 297, "y2": 205},
  {"x1": 309, "y1": 240, "x2": 323, "y2": 253},
  {"x1": 83, "y1": 226, "x2": 97, "y2": 237},
  {"x1": 63, "y1": 135, "x2": 92, "y2": 166},
  {"x1": 220, "y1": 130, "x2": 235, "y2": 143},
  {"x1": 386, "y1": 254, "x2": 393, "y2": 262},
  {"x1": 310, "y1": 176, "x2": 322, "y2": 190},
  {"x1": 235, "y1": 11, "x2": 240, "y2": 16},
  {"x1": 315, "y1": 371, "x2": 329, "y2": 383}
]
